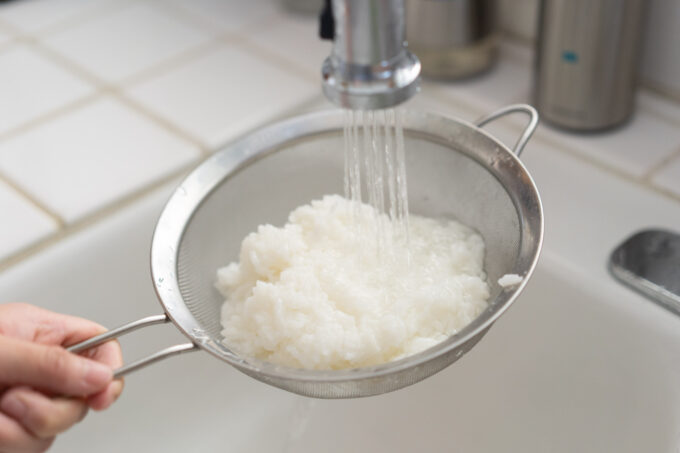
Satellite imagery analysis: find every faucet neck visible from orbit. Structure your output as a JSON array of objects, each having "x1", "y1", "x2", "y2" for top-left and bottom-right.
[
  {"x1": 332, "y1": 0, "x2": 405, "y2": 66},
  {"x1": 321, "y1": 0, "x2": 421, "y2": 110}
]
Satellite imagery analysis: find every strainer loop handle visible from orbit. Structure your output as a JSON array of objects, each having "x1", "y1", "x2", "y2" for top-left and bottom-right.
[
  {"x1": 474, "y1": 104, "x2": 539, "y2": 156},
  {"x1": 67, "y1": 314, "x2": 198, "y2": 379}
]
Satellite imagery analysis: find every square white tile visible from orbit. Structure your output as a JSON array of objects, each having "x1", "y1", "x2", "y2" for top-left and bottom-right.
[
  {"x1": 168, "y1": 0, "x2": 278, "y2": 34},
  {"x1": 0, "y1": 45, "x2": 93, "y2": 135},
  {"x1": 0, "y1": 180, "x2": 57, "y2": 260},
  {"x1": 651, "y1": 153, "x2": 680, "y2": 198},
  {"x1": 44, "y1": 2, "x2": 215, "y2": 83},
  {"x1": 537, "y1": 110, "x2": 680, "y2": 178},
  {"x1": 0, "y1": 97, "x2": 200, "y2": 222},
  {"x1": 0, "y1": 0, "x2": 117, "y2": 34},
  {"x1": 245, "y1": 12, "x2": 331, "y2": 78},
  {"x1": 126, "y1": 45, "x2": 318, "y2": 148}
]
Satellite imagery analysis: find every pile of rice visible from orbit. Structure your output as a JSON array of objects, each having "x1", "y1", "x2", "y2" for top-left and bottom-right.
[{"x1": 216, "y1": 195, "x2": 489, "y2": 370}]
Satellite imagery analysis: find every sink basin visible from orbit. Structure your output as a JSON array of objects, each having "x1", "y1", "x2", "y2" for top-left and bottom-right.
[{"x1": 1, "y1": 182, "x2": 679, "y2": 453}]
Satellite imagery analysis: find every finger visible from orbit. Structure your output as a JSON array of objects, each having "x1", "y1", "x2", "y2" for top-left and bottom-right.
[
  {"x1": 82, "y1": 339, "x2": 124, "y2": 410},
  {"x1": 0, "y1": 387, "x2": 88, "y2": 439},
  {"x1": 0, "y1": 336, "x2": 112, "y2": 397},
  {"x1": 82, "y1": 338, "x2": 123, "y2": 370},
  {"x1": 88, "y1": 379, "x2": 124, "y2": 411},
  {"x1": 32, "y1": 309, "x2": 107, "y2": 347},
  {"x1": 0, "y1": 411, "x2": 54, "y2": 453},
  {"x1": 0, "y1": 303, "x2": 106, "y2": 346}
]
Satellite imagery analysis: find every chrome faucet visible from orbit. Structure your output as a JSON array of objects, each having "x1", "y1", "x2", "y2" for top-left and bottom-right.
[{"x1": 320, "y1": 0, "x2": 421, "y2": 110}]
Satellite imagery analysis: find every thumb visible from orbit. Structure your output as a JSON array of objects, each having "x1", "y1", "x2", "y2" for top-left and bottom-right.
[{"x1": 0, "y1": 335, "x2": 112, "y2": 397}]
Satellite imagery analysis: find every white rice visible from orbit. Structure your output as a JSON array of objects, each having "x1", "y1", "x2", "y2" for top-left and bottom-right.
[
  {"x1": 498, "y1": 273, "x2": 523, "y2": 288},
  {"x1": 216, "y1": 195, "x2": 490, "y2": 370}
]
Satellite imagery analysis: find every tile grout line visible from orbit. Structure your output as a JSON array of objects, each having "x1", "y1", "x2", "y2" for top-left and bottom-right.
[
  {"x1": 0, "y1": 0, "x2": 142, "y2": 42},
  {"x1": 150, "y1": 0, "x2": 319, "y2": 86},
  {"x1": 0, "y1": 89, "x2": 330, "y2": 273},
  {"x1": 424, "y1": 87, "x2": 680, "y2": 204},
  {"x1": 0, "y1": 170, "x2": 65, "y2": 227},
  {"x1": 0, "y1": 92, "x2": 102, "y2": 144},
  {"x1": 5, "y1": 38, "x2": 211, "y2": 153},
  {"x1": 114, "y1": 93, "x2": 211, "y2": 155},
  {"x1": 0, "y1": 5, "x2": 320, "y2": 152},
  {"x1": 29, "y1": 0, "x2": 139, "y2": 39},
  {"x1": 237, "y1": 35, "x2": 319, "y2": 84},
  {"x1": 154, "y1": 0, "x2": 284, "y2": 40},
  {"x1": 0, "y1": 157, "x2": 203, "y2": 274},
  {"x1": 146, "y1": 0, "x2": 225, "y2": 35},
  {"x1": 33, "y1": 0, "x2": 142, "y2": 40},
  {"x1": 0, "y1": 4, "x2": 324, "y2": 272},
  {"x1": 114, "y1": 27, "x2": 251, "y2": 89},
  {"x1": 641, "y1": 146, "x2": 680, "y2": 183},
  {"x1": 428, "y1": 81, "x2": 680, "y2": 202},
  {"x1": 207, "y1": 91, "x2": 325, "y2": 152},
  {"x1": 28, "y1": 40, "x2": 109, "y2": 89},
  {"x1": 22, "y1": 13, "x2": 320, "y2": 153},
  {"x1": 500, "y1": 112, "x2": 680, "y2": 205}
]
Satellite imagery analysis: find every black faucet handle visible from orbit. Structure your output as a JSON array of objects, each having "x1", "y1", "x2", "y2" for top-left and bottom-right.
[{"x1": 319, "y1": 0, "x2": 334, "y2": 40}]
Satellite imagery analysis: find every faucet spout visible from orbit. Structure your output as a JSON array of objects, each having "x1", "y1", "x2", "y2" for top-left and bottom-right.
[{"x1": 321, "y1": 0, "x2": 421, "y2": 110}]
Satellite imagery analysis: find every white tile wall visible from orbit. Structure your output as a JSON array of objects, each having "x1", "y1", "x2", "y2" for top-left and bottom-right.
[
  {"x1": 168, "y1": 0, "x2": 279, "y2": 34},
  {"x1": 246, "y1": 12, "x2": 331, "y2": 78},
  {"x1": 44, "y1": 2, "x2": 215, "y2": 83},
  {"x1": 0, "y1": 45, "x2": 93, "y2": 135},
  {"x1": 0, "y1": 97, "x2": 200, "y2": 222},
  {"x1": 127, "y1": 45, "x2": 318, "y2": 148},
  {"x1": 0, "y1": 0, "x2": 119, "y2": 33},
  {"x1": 0, "y1": 180, "x2": 57, "y2": 260}
]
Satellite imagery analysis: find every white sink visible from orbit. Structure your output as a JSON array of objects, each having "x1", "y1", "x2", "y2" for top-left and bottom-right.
[{"x1": 1, "y1": 179, "x2": 679, "y2": 453}]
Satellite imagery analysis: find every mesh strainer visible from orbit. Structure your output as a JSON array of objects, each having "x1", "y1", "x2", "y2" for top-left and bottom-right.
[{"x1": 69, "y1": 105, "x2": 543, "y2": 399}]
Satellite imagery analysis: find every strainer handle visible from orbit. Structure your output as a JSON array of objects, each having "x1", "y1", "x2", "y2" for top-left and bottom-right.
[
  {"x1": 67, "y1": 314, "x2": 198, "y2": 379},
  {"x1": 474, "y1": 104, "x2": 539, "y2": 156}
]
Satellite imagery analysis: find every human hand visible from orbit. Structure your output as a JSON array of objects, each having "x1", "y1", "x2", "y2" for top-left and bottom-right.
[{"x1": 0, "y1": 303, "x2": 123, "y2": 453}]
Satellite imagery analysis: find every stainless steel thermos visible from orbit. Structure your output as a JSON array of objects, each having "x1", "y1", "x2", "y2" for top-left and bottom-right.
[
  {"x1": 406, "y1": 0, "x2": 498, "y2": 80},
  {"x1": 534, "y1": 0, "x2": 646, "y2": 130}
]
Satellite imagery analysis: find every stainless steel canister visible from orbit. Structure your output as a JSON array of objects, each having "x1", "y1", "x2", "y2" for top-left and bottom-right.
[
  {"x1": 534, "y1": 0, "x2": 646, "y2": 131},
  {"x1": 406, "y1": 0, "x2": 497, "y2": 79}
]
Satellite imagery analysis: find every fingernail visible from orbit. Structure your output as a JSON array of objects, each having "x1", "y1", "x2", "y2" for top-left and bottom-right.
[
  {"x1": 0, "y1": 394, "x2": 27, "y2": 420},
  {"x1": 83, "y1": 361, "x2": 112, "y2": 388},
  {"x1": 112, "y1": 380, "x2": 124, "y2": 401}
]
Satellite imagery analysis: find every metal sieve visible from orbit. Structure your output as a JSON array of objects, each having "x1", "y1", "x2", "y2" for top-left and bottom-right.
[{"x1": 69, "y1": 105, "x2": 543, "y2": 399}]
